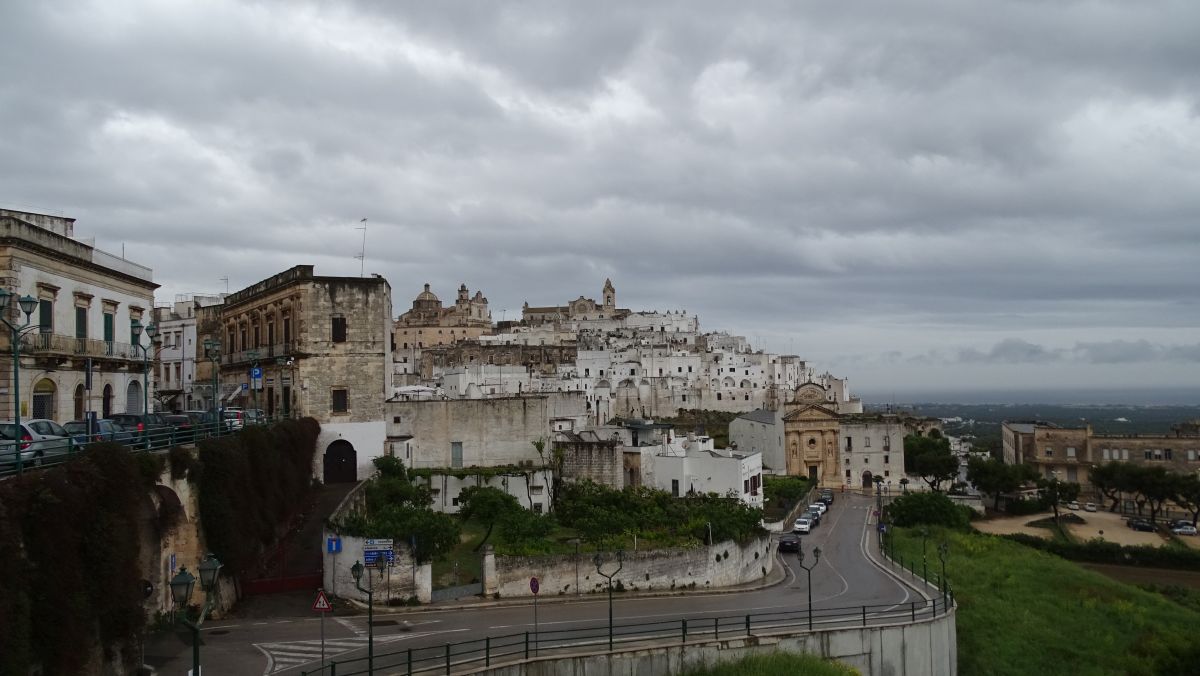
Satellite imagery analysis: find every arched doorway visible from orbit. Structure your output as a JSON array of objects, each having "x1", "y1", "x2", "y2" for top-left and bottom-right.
[
  {"x1": 323, "y1": 440, "x2": 357, "y2": 483},
  {"x1": 862, "y1": 470, "x2": 874, "y2": 490},
  {"x1": 102, "y1": 384, "x2": 114, "y2": 417},
  {"x1": 74, "y1": 384, "x2": 85, "y2": 420},
  {"x1": 32, "y1": 379, "x2": 56, "y2": 420},
  {"x1": 126, "y1": 380, "x2": 142, "y2": 414}
]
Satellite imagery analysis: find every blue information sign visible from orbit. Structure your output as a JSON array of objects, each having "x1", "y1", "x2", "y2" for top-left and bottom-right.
[
  {"x1": 363, "y1": 549, "x2": 395, "y2": 565},
  {"x1": 327, "y1": 537, "x2": 342, "y2": 554},
  {"x1": 250, "y1": 366, "x2": 263, "y2": 379}
]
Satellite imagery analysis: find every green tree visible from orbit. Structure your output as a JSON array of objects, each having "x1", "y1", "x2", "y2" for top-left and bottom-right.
[
  {"x1": 905, "y1": 435, "x2": 958, "y2": 492},
  {"x1": 1138, "y1": 466, "x2": 1175, "y2": 524},
  {"x1": 967, "y1": 457, "x2": 1038, "y2": 510},
  {"x1": 1173, "y1": 474, "x2": 1200, "y2": 527},
  {"x1": 1089, "y1": 462, "x2": 1132, "y2": 512},
  {"x1": 884, "y1": 491, "x2": 971, "y2": 529},
  {"x1": 1037, "y1": 476, "x2": 1081, "y2": 523},
  {"x1": 458, "y1": 485, "x2": 522, "y2": 550}
]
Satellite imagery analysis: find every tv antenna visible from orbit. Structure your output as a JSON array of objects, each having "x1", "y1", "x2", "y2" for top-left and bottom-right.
[
  {"x1": 355, "y1": 218, "x2": 368, "y2": 277},
  {"x1": 220, "y1": 276, "x2": 229, "y2": 293}
]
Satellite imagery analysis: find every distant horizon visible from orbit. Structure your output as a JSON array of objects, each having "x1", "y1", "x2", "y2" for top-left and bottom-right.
[{"x1": 856, "y1": 386, "x2": 1200, "y2": 407}]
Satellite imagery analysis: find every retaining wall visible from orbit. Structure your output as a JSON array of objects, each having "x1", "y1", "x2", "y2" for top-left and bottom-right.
[{"x1": 486, "y1": 535, "x2": 774, "y2": 598}]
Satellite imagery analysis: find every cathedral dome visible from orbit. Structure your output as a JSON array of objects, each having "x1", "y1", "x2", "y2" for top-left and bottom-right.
[{"x1": 415, "y1": 283, "x2": 440, "y2": 303}]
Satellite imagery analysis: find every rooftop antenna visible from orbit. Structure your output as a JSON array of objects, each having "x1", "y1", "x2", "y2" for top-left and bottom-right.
[
  {"x1": 220, "y1": 276, "x2": 229, "y2": 293},
  {"x1": 355, "y1": 218, "x2": 368, "y2": 277}
]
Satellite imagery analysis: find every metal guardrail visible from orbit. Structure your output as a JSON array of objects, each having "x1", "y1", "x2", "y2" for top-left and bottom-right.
[
  {"x1": 299, "y1": 595, "x2": 953, "y2": 675},
  {"x1": 0, "y1": 415, "x2": 288, "y2": 477}
]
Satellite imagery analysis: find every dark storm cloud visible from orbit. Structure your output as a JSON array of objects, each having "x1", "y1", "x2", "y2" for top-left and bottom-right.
[{"x1": 1, "y1": 0, "x2": 1198, "y2": 389}]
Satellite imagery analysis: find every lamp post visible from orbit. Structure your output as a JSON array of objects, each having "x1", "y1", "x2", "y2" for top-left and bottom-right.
[
  {"x1": 204, "y1": 339, "x2": 221, "y2": 436},
  {"x1": 593, "y1": 550, "x2": 625, "y2": 650},
  {"x1": 130, "y1": 319, "x2": 158, "y2": 415},
  {"x1": 169, "y1": 553, "x2": 223, "y2": 676},
  {"x1": 245, "y1": 349, "x2": 260, "y2": 421},
  {"x1": 937, "y1": 541, "x2": 949, "y2": 607},
  {"x1": 0, "y1": 289, "x2": 39, "y2": 474},
  {"x1": 920, "y1": 526, "x2": 930, "y2": 582},
  {"x1": 351, "y1": 559, "x2": 384, "y2": 674},
  {"x1": 796, "y1": 545, "x2": 822, "y2": 630},
  {"x1": 275, "y1": 356, "x2": 294, "y2": 418}
]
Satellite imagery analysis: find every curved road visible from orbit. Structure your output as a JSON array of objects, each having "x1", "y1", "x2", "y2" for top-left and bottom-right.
[{"x1": 156, "y1": 493, "x2": 924, "y2": 675}]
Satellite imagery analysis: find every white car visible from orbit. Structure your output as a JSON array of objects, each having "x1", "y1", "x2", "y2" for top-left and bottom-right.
[
  {"x1": 1067, "y1": 501, "x2": 1081, "y2": 511},
  {"x1": 1171, "y1": 524, "x2": 1197, "y2": 536},
  {"x1": 809, "y1": 502, "x2": 828, "y2": 516},
  {"x1": 0, "y1": 421, "x2": 70, "y2": 469},
  {"x1": 793, "y1": 518, "x2": 812, "y2": 534},
  {"x1": 1084, "y1": 502, "x2": 1097, "y2": 512}
]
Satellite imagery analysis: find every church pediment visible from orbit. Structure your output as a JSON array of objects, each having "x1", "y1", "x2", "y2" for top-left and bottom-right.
[{"x1": 782, "y1": 403, "x2": 840, "y2": 422}]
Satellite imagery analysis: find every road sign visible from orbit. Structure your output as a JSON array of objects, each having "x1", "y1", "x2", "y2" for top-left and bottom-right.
[
  {"x1": 327, "y1": 537, "x2": 342, "y2": 554},
  {"x1": 312, "y1": 589, "x2": 332, "y2": 612},
  {"x1": 250, "y1": 366, "x2": 263, "y2": 379},
  {"x1": 529, "y1": 577, "x2": 540, "y2": 595},
  {"x1": 364, "y1": 538, "x2": 393, "y2": 550},
  {"x1": 363, "y1": 549, "x2": 395, "y2": 566},
  {"x1": 241, "y1": 383, "x2": 249, "y2": 391}
]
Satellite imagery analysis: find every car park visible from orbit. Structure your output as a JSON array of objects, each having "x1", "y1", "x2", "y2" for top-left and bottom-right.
[
  {"x1": 1171, "y1": 524, "x2": 1197, "y2": 536},
  {"x1": 63, "y1": 419, "x2": 134, "y2": 444},
  {"x1": 793, "y1": 517, "x2": 812, "y2": 534},
  {"x1": 778, "y1": 534, "x2": 801, "y2": 552},
  {"x1": 1084, "y1": 502, "x2": 1097, "y2": 512}
]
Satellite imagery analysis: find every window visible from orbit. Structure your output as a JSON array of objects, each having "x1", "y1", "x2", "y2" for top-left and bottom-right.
[
  {"x1": 38, "y1": 300, "x2": 52, "y2": 333},
  {"x1": 1121, "y1": 449, "x2": 1129, "y2": 460},
  {"x1": 75, "y1": 306, "x2": 87, "y2": 339},
  {"x1": 283, "y1": 316, "x2": 292, "y2": 344},
  {"x1": 884, "y1": 455, "x2": 889, "y2": 464},
  {"x1": 103, "y1": 312, "x2": 114, "y2": 345},
  {"x1": 744, "y1": 479, "x2": 750, "y2": 493},
  {"x1": 253, "y1": 325, "x2": 260, "y2": 348},
  {"x1": 1044, "y1": 448, "x2": 1053, "y2": 458},
  {"x1": 393, "y1": 416, "x2": 401, "y2": 423},
  {"x1": 227, "y1": 328, "x2": 235, "y2": 352},
  {"x1": 1190, "y1": 450, "x2": 1197, "y2": 462},
  {"x1": 630, "y1": 368, "x2": 636, "y2": 375},
  {"x1": 716, "y1": 393, "x2": 722, "y2": 401},
  {"x1": 845, "y1": 458, "x2": 850, "y2": 465},
  {"x1": 677, "y1": 367, "x2": 682, "y2": 373},
  {"x1": 331, "y1": 388, "x2": 348, "y2": 413},
  {"x1": 688, "y1": 366, "x2": 692, "y2": 373},
  {"x1": 845, "y1": 438, "x2": 853, "y2": 452},
  {"x1": 1103, "y1": 448, "x2": 1111, "y2": 461},
  {"x1": 845, "y1": 469, "x2": 851, "y2": 478},
  {"x1": 682, "y1": 395, "x2": 687, "y2": 402},
  {"x1": 884, "y1": 470, "x2": 890, "y2": 477},
  {"x1": 671, "y1": 479, "x2": 679, "y2": 497},
  {"x1": 884, "y1": 436, "x2": 891, "y2": 451},
  {"x1": 1165, "y1": 449, "x2": 1173, "y2": 461},
  {"x1": 1144, "y1": 450, "x2": 1153, "y2": 460},
  {"x1": 585, "y1": 368, "x2": 590, "y2": 376},
  {"x1": 533, "y1": 503, "x2": 544, "y2": 514},
  {"x1": 1066, "y1": 447, "x2": 1076, "y2": 458},
  {"x1": 240, "y1": 327, "x2": 247, "y2": 350},
  {"x1": 267, "y1": 321, "x2": 275, "y2": 345},
  {"x1": 865, "y1": 437, "x2": 871, "y2": 448},
  {"x1": 332, "y1": 317, "x2": 347, "y2": 343}
]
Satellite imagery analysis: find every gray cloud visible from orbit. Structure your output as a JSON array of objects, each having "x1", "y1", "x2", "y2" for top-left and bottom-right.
[{"x1": 1, "y1": 1, "x2": 1198, "y2": 391}]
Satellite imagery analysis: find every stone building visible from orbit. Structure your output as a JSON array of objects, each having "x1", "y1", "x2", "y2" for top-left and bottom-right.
[
  {"x1": 151, "y1": 294, "x2": 224, "y2": 413},
  {"x1": 781, "y1": 383, "x2": 843, "y2": 487},
  {"x1": 837, "y1": 414, "x2": 906, "y2": 491},
  {"x1": 0, "y1": 209, "x2": 158, "y2": 421},
  {"x1": 521, "y1": 278, "x2": 625, "y2": 325},
  {"x1": 215, "y1": 265, "x2": 392, "y2": 481},
  {"x1": 393, "y1": 283, "x2": 492, "y2": 381},
  {"x1": 1004, "y1": 419, "x2": 1200, "y2": 492}
]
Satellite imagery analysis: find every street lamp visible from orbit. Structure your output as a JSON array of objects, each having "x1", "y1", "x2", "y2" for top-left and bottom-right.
[
  {"x1": 351, "y1": 558, "x2": 385, "y2": 674},
  {"x1": 203, "y1": 339, "x2": 221, "y2": 436},
  {"x1": 0, "y1": 289, "x2": 39, "y2": 474},
  {"x1": 245, "y1": 349, "x2": 260, "y2": 421},
  {"x1": 920, "y1": 526, "x2": 930, "y2": 583},
  {"x1": 593, "y1": 549, "x2": 625, "y2": 650},
  {"x1": 796, "y1": 545, "x2": 822, "y2": 630},
  {"x1": 275, "y1": 356, "x2": 295, "y2": 418},
  {"x1": 169, "y1": 553, "x2": 223, "y2": 676},
  {"x1": 130, "y1": 319, "x2": 158, "y2": 417}
]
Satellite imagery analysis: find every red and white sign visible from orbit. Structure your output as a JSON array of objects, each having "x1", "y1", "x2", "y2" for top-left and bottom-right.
[{"x1": 313, "y1": 589, "x2": 333, "y2": 612}]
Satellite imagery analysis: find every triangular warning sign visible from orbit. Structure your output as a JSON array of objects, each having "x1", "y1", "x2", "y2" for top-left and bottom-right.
[{"x1": 313, "y1": 589, "x2": 332, "y2": 612}]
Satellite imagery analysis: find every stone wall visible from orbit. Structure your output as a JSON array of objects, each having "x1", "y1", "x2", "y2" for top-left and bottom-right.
[
  {"x1": 556, "y1": 438, "x2": 622, "y2": 488},
  {"x1": 322, "y1": 531, "x2": 432, "y2": 604},
  {"x1": 302, "y1": 276, "x2": 392, "y2": 423},
  {"x1": 486, "y1": 535, "x2": 773, "y2": 598}
]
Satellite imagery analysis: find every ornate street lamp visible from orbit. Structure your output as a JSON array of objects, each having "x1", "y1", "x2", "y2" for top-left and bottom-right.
[
  {"x1": 169, "y1": 553, "x2": 223, "y2": 676},
  {"x1": 130, "y1": 319, "x2": 158, "y2": 422},
  {"x1": 0, "y1": 289, "x2": 40, "y2": 474},
  {"x1": 937, "y1": 541, "x2": 949, "y2": 607},
  {"x1": 351, "y1": 558, "x2": 383, "y2": 673},
  {"x1": 593, "y1": 549, "x2": 625, "y2": 650},
  {"x1": 797, "y1": 545, "x2": 822, "y2": 630},
  {"x1": 203, "y1": 338, "x2": 221, "y2": 436}
]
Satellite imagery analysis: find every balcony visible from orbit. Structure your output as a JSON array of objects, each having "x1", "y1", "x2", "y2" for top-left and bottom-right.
[
  {"x1": 222, "y1": 341, "x2": 303, "y2": 366},
  {"x1": 0, "y1": 332, "x2": 139, "y2": 361}
]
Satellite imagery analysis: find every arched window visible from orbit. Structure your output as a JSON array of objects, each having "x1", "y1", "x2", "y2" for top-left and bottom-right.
[
  {"x1": 32, "y1": 379, "x2": 57, "y2": 420},
  {"x1": 126, "y1": 380, "x2": 143, "y2": 414},
  {"x1": 103, "y1": 384, "x2": 114, "y2": 417},
  {"x1": 74, "y1": 384, "x2": 85, "y2": 420}
]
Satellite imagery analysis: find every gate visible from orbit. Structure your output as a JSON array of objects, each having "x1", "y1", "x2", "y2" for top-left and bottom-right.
[
  {"x1": 323, "y1": 440, "x2": 357, "y2": 483},
  {"x1": 431, "y1": 582, "x2": 483, "y2": 603}
]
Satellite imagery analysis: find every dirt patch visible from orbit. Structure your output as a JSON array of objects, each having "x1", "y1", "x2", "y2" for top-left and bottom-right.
[
  {"x1": 1082, "y1": 563, "x2": 1200, "y2": 591},
  {"x1": 1064, "y1": 509, "x2": 1167, "y2": 547},
  {"x1": 973, "y1": 512, "x2": 1055, "y2": 539}
]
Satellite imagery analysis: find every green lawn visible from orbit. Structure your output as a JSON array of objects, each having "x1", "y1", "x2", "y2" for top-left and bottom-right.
[
  {"x1": 889, "y1": 527, "x2": 1200, "y2": 675},
  {"x1": 679, "y1": 652, "x2": 858, "y2": 676}
]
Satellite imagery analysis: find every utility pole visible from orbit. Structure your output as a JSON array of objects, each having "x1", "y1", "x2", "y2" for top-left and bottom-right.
[{"x1": 356, "y1": 218, "x2": 368, "y2": 277}]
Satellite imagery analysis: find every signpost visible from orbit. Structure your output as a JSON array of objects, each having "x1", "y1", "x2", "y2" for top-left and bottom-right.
[
  {"x1": 313, "y1": 589, "x2": 332, "y2": 669},
  {"x1": 530, "y1": 576, "x2": 540, "y2": 654}
]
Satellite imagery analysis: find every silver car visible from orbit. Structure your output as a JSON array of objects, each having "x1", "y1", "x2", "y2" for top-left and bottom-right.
[{"x1": 0, "y1": 420, "x2": 71, "y2": 469}]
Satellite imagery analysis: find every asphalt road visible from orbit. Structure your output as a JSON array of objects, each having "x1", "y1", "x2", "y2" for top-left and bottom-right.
[{"x1": 150, "y1": 493, "x2": 922, "y2": 676}]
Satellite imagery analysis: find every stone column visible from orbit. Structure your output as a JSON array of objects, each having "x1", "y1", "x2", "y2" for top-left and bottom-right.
[{"x1": 482, "y1": 544, "x2": 498, "y2": 596}]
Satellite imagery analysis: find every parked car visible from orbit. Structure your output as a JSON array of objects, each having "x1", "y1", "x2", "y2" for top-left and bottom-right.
[
  {"x1": 809, "y1": 502, "x2": 828, "y2": 516},
  {"x1": 63, "y1": 419, "x2": 135, "y2": 444},
  {"x1": 778, "y1": 534, "x2": 801, "y2": 552},
  {"x1": 1129, "y1": 518, "x2": 1156, "y2": 533},
  {"x1": 163, "y1": 414, "x2": 197, "y2": 442},
  {"x1": 109, "y1": 413, "x2": 173, "y2": 443},
  {"x1": 222, "y1": 407, "x2": 246, "y2": 430},
  {"x1": 805, "y1": 509, "x2": 821, "y2": 527},
  {"x1": 793, "y1": 517, "x2": 812, "y2": 534},
  {"x1": 0, "y1": 421, "x2": 70, "y2": 469},
  {"x1": 1168, "y1": 519, "x2": 1192, "y2": 530},
  {"x1": 1083, "y1": 502, "x2": 1097, "y2": 512},
  {"x1": 1067, "y1": 501, "x2": 1081, "y2": 511},
  {"x1": 1171, "y1": 524, "x2": 1198, "y2": 536},
  {"x1": 820, "y1": 490, "x2": 834, "y2": 504}
]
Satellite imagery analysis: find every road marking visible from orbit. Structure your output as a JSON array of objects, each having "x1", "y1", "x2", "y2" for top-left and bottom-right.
[
  {"x1": 858, "y1": 495, "x2": 913, "y2": 610},
  {"x1": 259, "y1": 629, "x2": 467, "y2": 675}
]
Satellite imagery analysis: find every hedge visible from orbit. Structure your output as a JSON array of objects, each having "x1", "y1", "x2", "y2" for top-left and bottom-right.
[{"x1": 1001, "y1": 532, "x2": 1200, "y2": 571}]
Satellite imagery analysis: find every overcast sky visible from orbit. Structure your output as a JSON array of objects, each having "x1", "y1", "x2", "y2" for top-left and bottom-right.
[{"x1": 3, "y1": 1, "x2": 1198, "y2": 396}]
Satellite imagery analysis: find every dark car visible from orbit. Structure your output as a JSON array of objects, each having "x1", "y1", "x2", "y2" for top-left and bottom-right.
[
  {"x1": 163, "y1": 414, "x2": 197, "y2": 443},
  {"x1": 64, "y1": 419, "x2": 134, "y2": 445},
  {"x1": 1129, "y1": 519, "x2": 1156, "y2": 532},
  {"x1": 805, "y1": 509, "x2": 821, "y2": 527},
  {"x1": 778, "y1": 534, "x2": 801, "y2": 552},
  {"x1": 818, "y1": 494, "x2": 834, "y2": 506},
  {"x1": 109, "y1": 413, "x2": 173, "y2": 445}
]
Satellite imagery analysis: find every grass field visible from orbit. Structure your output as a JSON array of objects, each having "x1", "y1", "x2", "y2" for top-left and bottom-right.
[
  {"x1": 889, "y1": 527, "x2": 1200, "y2": 675},
  {"x1": 679, "y1": 652, "x2": 859, "y2": 676}
]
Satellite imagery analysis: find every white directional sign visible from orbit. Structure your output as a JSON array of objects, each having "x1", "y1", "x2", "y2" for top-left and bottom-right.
[{"x1": 364, "y1": 538, "x2": 394, "y2": 550}]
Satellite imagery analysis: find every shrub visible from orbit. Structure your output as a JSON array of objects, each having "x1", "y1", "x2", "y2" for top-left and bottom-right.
[
  {"x1": 168, "y1": 446, "x2": 197, "y2": 480},
  {"x1": 1005, "y1": 496, "x2": 1049, "y2": 516},
  {"x1": 1001, "y1": 533, "x2": 1200, "y2": 571},
  {"x1": 885, "y1": 491, "x2": 971, "y2": 529}
]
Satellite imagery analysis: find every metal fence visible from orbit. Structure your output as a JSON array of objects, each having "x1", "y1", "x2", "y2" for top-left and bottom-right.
[
  {"x1": 298, "y1": 594, "x2": 953, "y2": 676},
  {"x1": 0, "y1": 415, "x2": 286, "y2": 477}
]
